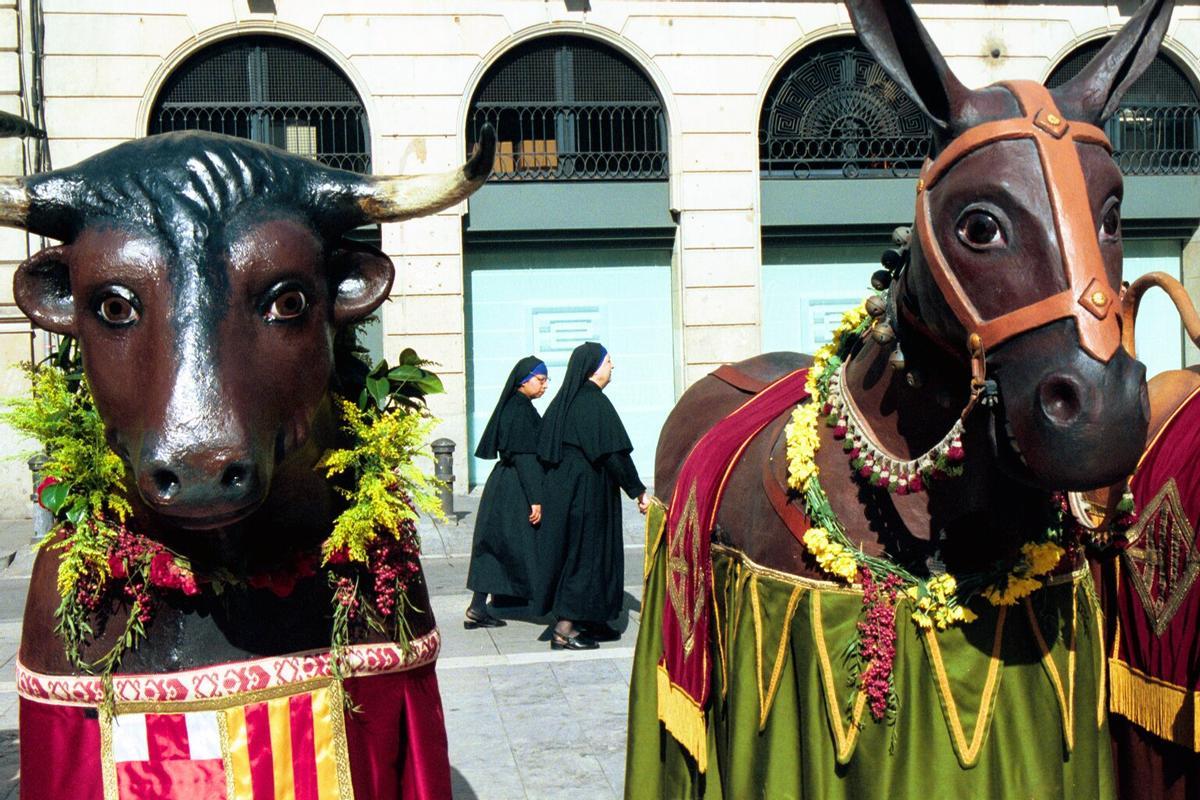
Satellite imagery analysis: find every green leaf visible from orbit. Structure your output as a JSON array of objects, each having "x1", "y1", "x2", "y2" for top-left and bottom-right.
[
  {"x1": 386, "y1": 365, "x2": 424, "y2": 382},
  {"x1": 357, "y1": 388, "x2": 370, "y2": 410},
  {"x1": 40, "y1": 481, "x2": 71, "y2": 514},
  {"x1": 366, "y1": 376, "x2": 390, "y2": 410},
  {"x1": 413, "y1": 373, "x2": 444, "y2": 395},
  {"x1": 369, "y1": 359, "x2": 388, "y2": 378},
  {"x1": 65, "y1": 501, "x2": 87, "y2": 527}
]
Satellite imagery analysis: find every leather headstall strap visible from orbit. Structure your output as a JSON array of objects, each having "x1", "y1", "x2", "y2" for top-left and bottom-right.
[{"x1": 914, "y1": 80, "x2": 1120, "y2": 364}]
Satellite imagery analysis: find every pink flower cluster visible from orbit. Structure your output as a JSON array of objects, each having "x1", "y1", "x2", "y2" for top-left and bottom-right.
[
  {"x1": 367, "y1": 521, "x2": 423, "y2": 619},
  {"x1": 857, "y1": 568, "x2": 903, "y2": 722}
]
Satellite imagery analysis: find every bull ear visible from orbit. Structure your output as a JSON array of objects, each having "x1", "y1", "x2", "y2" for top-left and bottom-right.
[
  {"x1": 330, "y1": 241, "x2": 394, "y2": 326},
  {"x1": 14, "y1": 245, "x2": 75, "y2": 334},
  {"x1": 1051, "y1": 0, "x2": 1174, "y2": 124},
  {"x1": 844, "y1": 0, "x2": 972, "y2": 131}
]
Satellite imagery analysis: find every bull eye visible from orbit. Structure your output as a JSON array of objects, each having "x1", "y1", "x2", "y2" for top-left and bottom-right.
[
  {"x1": 956, "y1": 210, "x2": 1006, "y2": 251},
  {"x1": 1100, "y1": 201, "x2": 1121, "y2": 242},
  {"x1": 95, "y1": 286, "x2": 140, "y2": 327},
  {"x1": 263, "y1": 286, "x2": 308, "y2": 322}
]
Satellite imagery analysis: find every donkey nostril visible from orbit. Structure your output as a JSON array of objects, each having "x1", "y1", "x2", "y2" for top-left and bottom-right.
[
  {"x1": 1038, "y1": 377, "x2": 1082, "y2": 425},
  {"x1": 152, "y1": 469, "x2": 180, "y2": 500},
  {"x1": 221, "y1": 464, "x2": 248, "y2": 489}
]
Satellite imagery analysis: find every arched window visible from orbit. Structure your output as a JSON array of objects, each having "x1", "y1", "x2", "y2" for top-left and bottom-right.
[
  {"x1": 149, "y1": 35, "x2": 370, "y2": 173},
  {"x1": 466, "y1": 36, "x2": 667, "y2": 181},
  {"x1": 760, "y1": 37, "x2": 931, "y2": 179},
  {"x1": 1047, "y1": 41, "x2": 1200, "y2": 175}
]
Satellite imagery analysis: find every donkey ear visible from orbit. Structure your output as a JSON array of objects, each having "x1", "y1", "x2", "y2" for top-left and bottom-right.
[
  {"x1": 844, "y1": 0, "x2": 972, "y2": 131},
  {"x1": 1052, "y1": 0, "x2": 1175, "y2": 124},
  {"x1": 329, "y1": 240, "x2": 395, "y2": 326},
  {"x1": 14, "y1": 245, "x2": 75, "y2": 334}
]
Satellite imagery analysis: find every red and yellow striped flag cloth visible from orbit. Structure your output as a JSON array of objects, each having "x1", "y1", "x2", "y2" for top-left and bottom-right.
[
  {"x1": 105, "y1": 682, "x2": 354, "y2": 800},
  {"x1": 221, "y1": 684, "x2": 352, "y2": 800}
]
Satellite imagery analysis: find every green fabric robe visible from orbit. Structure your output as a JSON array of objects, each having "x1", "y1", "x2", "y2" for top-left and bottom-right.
[{"x1": 626, "y1": 503, "x2": 1115, "y2": 799}]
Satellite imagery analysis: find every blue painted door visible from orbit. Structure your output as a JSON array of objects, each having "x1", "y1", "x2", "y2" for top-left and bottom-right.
[
  {"x1": 465, "y1": 243, "x2": 674, "y2": 487},
  {"x1": 762, "y1": 243, "x2": 884, "y2": 355}
]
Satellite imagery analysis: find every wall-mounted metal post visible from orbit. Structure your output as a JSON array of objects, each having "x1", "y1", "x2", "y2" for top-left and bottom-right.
[
  {"x1": 431, "y1": 438, "x2": 455, "y2": 519},
  {"x1": 29, "y1": 452, "x2": 52, "y2": 542}
]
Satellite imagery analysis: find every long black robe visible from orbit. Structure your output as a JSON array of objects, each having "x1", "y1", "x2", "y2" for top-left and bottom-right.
[
  {"x1": 535, "y1": 344, "x2": 645, "y2": 621},
  {"x1": 466, "y1": 358, "x2": 544, "y2": 599}
]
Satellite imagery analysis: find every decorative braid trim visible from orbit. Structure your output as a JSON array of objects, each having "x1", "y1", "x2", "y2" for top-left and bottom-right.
[
  {"x1": 17, "y1": 629, "x2": 440, "y2": 708},
  {"x1": 1109, "y1": 657, "x2": 1200, "y2": 752}
]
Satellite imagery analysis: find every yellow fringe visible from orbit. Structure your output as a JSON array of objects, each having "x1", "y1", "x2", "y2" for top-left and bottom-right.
[
  {"x1": 656, "y1": 663, "x2": 709, "y2": 773},
  {"x1": 1109, "y1": 658, "x2": 1200, "y2": 751}
]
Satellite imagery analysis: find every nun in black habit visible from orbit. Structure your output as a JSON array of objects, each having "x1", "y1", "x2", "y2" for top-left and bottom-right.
[
  {"x1": 535, "y1": 342, "x2": 649, "y2": 650},
  {"x1": 464, "y1": 355, "x2": 549, "y2": 628}
]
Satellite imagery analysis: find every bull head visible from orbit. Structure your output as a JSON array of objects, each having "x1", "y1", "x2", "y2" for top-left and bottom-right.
[{"x1": 2, "y1": 129, "x2": 494, "y2": 533}]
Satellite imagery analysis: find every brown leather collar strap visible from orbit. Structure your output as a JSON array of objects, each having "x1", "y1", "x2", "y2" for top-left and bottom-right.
[{"x1": 915, "y1": 80, "x2": 1121, "y2": 363}]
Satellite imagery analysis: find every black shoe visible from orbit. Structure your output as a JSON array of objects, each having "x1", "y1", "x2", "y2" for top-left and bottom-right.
[
  {"x1": 551, "y1": 632, "x2": 599, "y2": 651},
  {"x1": 579, "y1": 623, "x2": 621, "y2": 642},
  {"x1": 464, "y1": 610, "x2": 507, "y2": 629}
]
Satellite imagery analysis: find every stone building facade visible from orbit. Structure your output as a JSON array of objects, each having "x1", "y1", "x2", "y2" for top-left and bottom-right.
[{"x1": 0, "y1": 0, "x2": 1198, "y2": 515}]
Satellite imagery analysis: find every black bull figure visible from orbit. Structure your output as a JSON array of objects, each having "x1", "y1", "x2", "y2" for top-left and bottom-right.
[
  {"x1": 5, "y1": 127, "x2": 494, "y2": 797},
  {"x1": 627, "y1": 2, "x2": 1171, "y2": 799}
]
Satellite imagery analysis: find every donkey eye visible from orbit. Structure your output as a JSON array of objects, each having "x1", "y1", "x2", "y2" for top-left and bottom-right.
[
  {"x1": 264, "y1": 288, "x2": 308, "y2": 322},
  {"x1": 1100, "y1": 203, "x2": 1121, "y2": 241},
  {"x1": 95, "y1": 287, "x2": 140, "y2": 327},
  {"x1": 957, "y1": 210, "x2": 1005, "y2": 250}
]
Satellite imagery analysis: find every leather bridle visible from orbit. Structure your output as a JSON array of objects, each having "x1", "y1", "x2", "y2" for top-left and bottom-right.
[{"x1": 913, "y1": 80, "x2": 1121, "y2": 365}]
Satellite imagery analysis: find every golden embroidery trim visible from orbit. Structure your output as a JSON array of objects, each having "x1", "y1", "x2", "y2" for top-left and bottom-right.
[
  {"x1": 1023, "y1": 593, "x2": 1078, "y2": 751},
  {"x1": 922, "y1": 606, "x2": 1006, "y2": 768},
  {"x1": 811, "y1": 591, "x2": 868, "y2": 764},
  {"x1": 751, "y1": 578, "x2": 804, "y2": 730}
]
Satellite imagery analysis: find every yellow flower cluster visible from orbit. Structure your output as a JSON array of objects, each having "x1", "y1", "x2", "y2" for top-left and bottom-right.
[
  {"x1": 1022, "y1": 541, "x2": 1064, "y2": 576},
  {"x1": 905, "y1": 573, "x2": 978, "y2": 630},
  {"x1": 321, "y1": 399, "x2": 443, "y2": 564},
  {"x1": 789, "y1": 302, "x2": 871, "y2": 490},
  {"x1": 980, "y1": 541, "x2": 1064, "y2": 606},
  {"x1": 784, "y1": 401, "x2": 822, "y2": 492},
  {"x1": 802, "y1": 526, "x2": 860, "y2": 582}
]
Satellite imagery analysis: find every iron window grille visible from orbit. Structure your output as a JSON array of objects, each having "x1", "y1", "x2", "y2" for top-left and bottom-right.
[
  {"x1": 1047, "y1": 40, "x2": 1200, "y2": 176},
  {"x1": 760, "y1": 38, "x2": 932, "y2": 180},
  {"x1": 466, "y1": 36, "x2": 668, "y2": 181},
  {"x1": 149, "y1": 36, "x2": 370, "y2": 174}
]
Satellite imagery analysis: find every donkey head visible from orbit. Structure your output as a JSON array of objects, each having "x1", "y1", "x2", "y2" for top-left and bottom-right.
[{"x1": 847, "y1": 0, "x2": 1172, "y2": 490}]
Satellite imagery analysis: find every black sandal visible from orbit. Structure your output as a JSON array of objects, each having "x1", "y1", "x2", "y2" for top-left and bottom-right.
[
  {"x1": 464, "y1": 609, "x2": 506, "y2": 629},
  {"x1": 551, "y1": 631, "x2": 598, "y2": 651}
]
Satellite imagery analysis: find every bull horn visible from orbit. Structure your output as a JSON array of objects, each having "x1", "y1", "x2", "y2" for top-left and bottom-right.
[
  {"x1": 0, "y1": 177, "x2": 29, "y2": 229},
  {"x1": 358, "y1": 124, "x2": 495, "y2": 224}
]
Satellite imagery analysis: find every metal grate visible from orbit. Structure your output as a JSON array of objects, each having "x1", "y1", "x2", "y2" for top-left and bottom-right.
[
  {"x1": 150, "y1": 35, "x2": 369, "y2": 173},
  {"x1": 467, "y1": 36, "x2": 667, "y2": 181},
  {"x1": 760, "y1": 38, "x2": 932, "y2": 179},
  {"x1": 1047, "y1": 40, "x2": 1200, "y2": 175}
]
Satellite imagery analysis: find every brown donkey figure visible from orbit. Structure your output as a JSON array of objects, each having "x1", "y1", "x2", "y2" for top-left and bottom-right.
[
  {"x1": 626, "y1": 2, "x2": 1171, "y2": 798},
  {"x1": 5, "y1": 128, "x2": 493, "y2": 799}
]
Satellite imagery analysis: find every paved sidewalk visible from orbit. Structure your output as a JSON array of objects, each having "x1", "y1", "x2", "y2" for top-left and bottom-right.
[{"x1": 0, "y1": 493, "x2": 651, "y2": 800}]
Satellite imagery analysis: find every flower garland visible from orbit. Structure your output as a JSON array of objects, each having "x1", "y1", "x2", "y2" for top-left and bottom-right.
[
  {"x1": 782, "y1": 299, "x2": 1069, "y2": 720},
  {"x1": 4, "y1": 337, "x2": 445, "y2": 685}
]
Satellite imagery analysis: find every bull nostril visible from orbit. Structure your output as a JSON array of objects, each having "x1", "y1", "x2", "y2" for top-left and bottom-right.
[
  {"x1": 153, "y1": 469, "x2": 180, "y2": 500},
  {"x1": 1038, "y1": 377, "x2": 1083, "y2": 425},
  {"x1": 221, "y1": 464, "x2": 248, "y2": 489}
]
